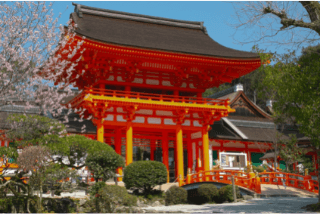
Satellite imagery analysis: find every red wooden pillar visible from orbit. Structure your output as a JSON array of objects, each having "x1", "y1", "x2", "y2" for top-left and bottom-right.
[
  {"x1": 196, "y1": 141, "x2": 199, "y2": 172},
  {"x1": 187, "y1": 132, "x2": 193, "y2": 173},
  {"x1": 150, "y1": 140, "x2": 155, "y2": 161},
  {"x1": 162, "y1": 131, "x2": 169, "y2": 183},
  {"x1": 115, "y1": 129, "x2": 123, "y2": 181},
  {"x1": 199, "y1": 141, "x2": 204, "y2": 170}
]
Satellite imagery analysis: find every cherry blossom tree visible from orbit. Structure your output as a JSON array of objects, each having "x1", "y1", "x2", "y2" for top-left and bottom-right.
[{"x1": 0, "y1": 2, "x2": 85, "y2": 126}]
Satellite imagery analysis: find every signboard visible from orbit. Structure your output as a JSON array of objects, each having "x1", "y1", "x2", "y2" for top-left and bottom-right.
[{"x1": 219, "y1": 152, "x2": 247, "y2": 170}]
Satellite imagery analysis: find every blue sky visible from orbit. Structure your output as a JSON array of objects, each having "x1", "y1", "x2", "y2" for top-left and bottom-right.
[{"x1": 51, "y1": 1, "x2": 290, "y2": 56}]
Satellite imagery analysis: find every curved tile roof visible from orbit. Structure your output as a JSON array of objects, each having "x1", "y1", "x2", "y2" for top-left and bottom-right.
[{"x1": 71, "y1": 3, "x2": 259, "y2": 59}]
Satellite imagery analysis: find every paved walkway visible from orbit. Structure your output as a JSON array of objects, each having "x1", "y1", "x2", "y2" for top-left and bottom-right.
[
  {"x1": 142, "y1": 197, "x2": 318, "y2": 213},
  {"x1": 260, "y1": 184, "x2": 317, "y2": 198}
]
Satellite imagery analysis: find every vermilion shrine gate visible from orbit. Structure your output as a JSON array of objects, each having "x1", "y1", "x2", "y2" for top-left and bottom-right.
[{"x1": 53, "y1": 4, "x2": 261, "y2": 185}]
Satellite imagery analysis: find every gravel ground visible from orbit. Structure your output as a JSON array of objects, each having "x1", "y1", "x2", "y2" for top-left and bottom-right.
[{"x1": 142, "y1": 197, "x2": 318, "y2": 213}]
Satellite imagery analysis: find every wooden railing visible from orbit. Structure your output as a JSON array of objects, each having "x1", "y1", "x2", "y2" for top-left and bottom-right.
[
  {"x1": 181, "y1": 170, "x2": 261, "y2": 194},
  {"x1": 70, "y1": 87, "x2": 230, "y2": 107},
  {"x1": 259, "y1": 172, "x2": 319, "y2": 194},
  {"x1": 180, "y1": 170, "x2": 319, "y2": 195}
]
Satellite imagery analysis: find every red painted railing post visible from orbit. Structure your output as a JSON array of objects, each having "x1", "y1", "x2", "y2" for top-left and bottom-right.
[
  {"x1": 304, "y1": 175, "x2": 312, "y2": 191},
  {"x1": 255, "y1": 175, "x2": 261, "y2": 194},
  {"x1": 285, "y1": 173, "x2": 289, "y2": 187},
  {"x1": 216, "y1": 171, "x2": 220, "y2": 181}
]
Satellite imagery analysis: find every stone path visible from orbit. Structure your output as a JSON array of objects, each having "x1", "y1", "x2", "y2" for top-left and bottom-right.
[
  {"x1": 260, "y1": 184, "x2": 317, "y2": 198},
  {"x1": 142, "y1": 197, "x2": 318, "y2": 213}
]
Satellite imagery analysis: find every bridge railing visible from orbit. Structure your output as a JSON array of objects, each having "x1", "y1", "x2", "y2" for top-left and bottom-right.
[
  {"x1": 259, "y1": 172, "x2": 319, "y2": 194},
  {"x1": 182, "y1": 169, "x2": 261, "y2": 194}
]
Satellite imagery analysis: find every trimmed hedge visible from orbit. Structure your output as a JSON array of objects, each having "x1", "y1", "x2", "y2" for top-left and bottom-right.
[
  {"x1": 165, "y1": 186, "x2": 187, "y2": 206},
  {"x1": 197, "y1": 184, "x2": 219, "y2": 203},
  {"x1": 123, "y1": 161, "x2": 167, "y2": 194},
  {"x1": 218, "y1": 185, "x2": 241, "y2": 202}
]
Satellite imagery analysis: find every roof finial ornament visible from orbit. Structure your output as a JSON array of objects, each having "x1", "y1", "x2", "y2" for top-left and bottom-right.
[
  {"x1": 234, "y1": 84, "x2": 243, "y2": 92},
  {"x1": 72, "y1": 3, "x2": 83, "y2": 18}
]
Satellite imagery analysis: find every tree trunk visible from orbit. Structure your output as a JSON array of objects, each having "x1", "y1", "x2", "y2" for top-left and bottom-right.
[
  {"x1": 27, "y1": 198, "x2": 31, "y2": 214},
  {"x1": 40, "y1": 180, "x2": 42, "y2": 210}
]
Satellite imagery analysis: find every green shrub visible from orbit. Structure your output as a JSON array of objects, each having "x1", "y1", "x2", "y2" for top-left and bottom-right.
[
  {"x1": 90, "y1": 181, "x2": 107, "y2": 196},
  {"x1": 197, "y1": 184, "x2": 219, "y2": 203},
  {"x1": 253, "y1": 165, "x2": 266, "y2": 173},
  {"x1": 84, "y1": 185, "x2": 137, "y2": 213},
  {"x1": 86, "y1": 150, "x2": 125, "y2": 182},
  {"x1": 123, "y1": 161, "x2": 167, "y2": 194},
  {"x1": 100, "y1": 185, "x2": 137, "y2": 207},
  {"x1": 165, "y1": 186, "x2": 187, "y2": 206},
  {"x1": 218, "y1": 185, "x2": 241, "y2": 202}
]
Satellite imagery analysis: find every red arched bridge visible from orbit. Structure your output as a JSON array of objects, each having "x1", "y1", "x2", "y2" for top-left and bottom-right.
[{"x1": 179, "y1": 169, "x2": 319, "y2": 195}]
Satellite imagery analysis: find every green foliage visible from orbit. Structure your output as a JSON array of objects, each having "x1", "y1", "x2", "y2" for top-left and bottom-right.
[
  {"x1": 197, "y1": 184, "x2": 219, "y2": 203},
  {"x1": 47, "y1": 135, "x2": 114, "y2": 168},
  {"x1": 6, "y1": 114, "x2": 66, "y2": 146},
  {"x1": 0, "y1": 146, "x2": 18, "y2": 161},
  {"x1": 90, "y1": 181, "x2": 107, "y2": 196},
  {"x1": 100, "y1": 185, "x2": 137, "y2": 207},
  {"x1": 218, "y1": 185, "x2": 241, "y2": 202},
  {"x1": 123, "y1": 161, "x2": 167, "y2": 194},
  {"x1": 43, "y1": 163, "x2": 79, "y2": 196},
  {"x1": 263, "y1": 46, "x2": 320, "y2": 147},
  {"x1": 86, "y1": 150, "x2": 125, "y2": 182},
  {"x1": 165, "y1": 186, "x2": 187, "y2": 206},
  {"x1": 278, "y1": 134, "x2": 307, "y2": 171},
  {"x1": 42, "y1": 197, "x2": 77, "y2": 213},
  {"x1": 84, "y1": 185, "x2": 137, "y2": 213},
  {"x1": 253, "y1": 165, "x2": 267, "y2": 173}
]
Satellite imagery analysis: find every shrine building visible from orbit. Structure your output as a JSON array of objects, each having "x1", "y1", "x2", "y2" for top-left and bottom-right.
[
  {"x1": 207, "y1": 84, "x2": 318, "y2": 177},
  {"x1": 52, "y1": 4, "x2": 261, "y2": 184}
]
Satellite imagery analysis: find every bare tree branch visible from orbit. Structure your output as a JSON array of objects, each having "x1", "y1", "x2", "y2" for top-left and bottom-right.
[{"x1": 231, "y1": 1, "x2": 320, "y2": 48}]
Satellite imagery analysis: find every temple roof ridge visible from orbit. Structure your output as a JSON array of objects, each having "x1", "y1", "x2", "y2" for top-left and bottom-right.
[
  {"x1": 207, "y1": 84, "x2": 243, "y2": 99},
  {"x1": 72, "y1": 3, "x2": 208, "y2": 33}
]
